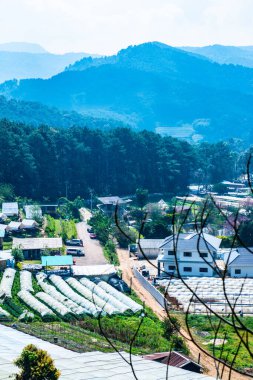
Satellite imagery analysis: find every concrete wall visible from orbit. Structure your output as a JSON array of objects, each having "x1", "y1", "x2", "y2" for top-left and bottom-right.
[{"x1": 133, "y1": 266, "x2": 167, "y2": 308}]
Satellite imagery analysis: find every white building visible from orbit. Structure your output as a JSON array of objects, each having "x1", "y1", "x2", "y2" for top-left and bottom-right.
[
  {"x1": 226, "y1": 248, "x2": 253, "y2": 278},
  {"x1": 2, "y1": 202, "x2": 18, "y2": 216},
  {"x1": 158, "y1": 233, "x2": 221, "y2": 277}
]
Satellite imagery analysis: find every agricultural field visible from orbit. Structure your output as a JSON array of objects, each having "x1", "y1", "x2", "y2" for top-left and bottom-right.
[{"x1": 0, "y1": 268, "x2": 177, "y2": 355}]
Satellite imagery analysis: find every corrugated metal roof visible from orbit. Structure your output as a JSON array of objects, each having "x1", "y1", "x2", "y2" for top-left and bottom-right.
[
  {"x1": 41, "y1": 255, "x2": 73, "y2": 267},
  {"x1": 139, "y1": 239, "x2": 164, "y2": 249},
  {"x1": 143, "y1": 351, "x2": 202, "y2": 370},
  {"x1": 0, "y1": 325, "x2": 214, "y2": 379},
  {"x1": 13, "y1": 237, "x2": 63, "y2": 250}
]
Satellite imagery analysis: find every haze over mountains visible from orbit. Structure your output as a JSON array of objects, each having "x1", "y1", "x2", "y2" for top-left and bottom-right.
[
  {"x1": 0, "y1": 42, "x2": 99, "y2": 83},
  {"x1": 1, "y1": 42, "x2": 253, "y2": 143},
  {"x1": 181, "y1": 45, "x2": 253, "y2": 69}
]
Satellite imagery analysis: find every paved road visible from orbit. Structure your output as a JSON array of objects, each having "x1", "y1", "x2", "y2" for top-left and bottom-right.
[{"x1": 73, "y1": 211, "x2": 107, "y2": 266}]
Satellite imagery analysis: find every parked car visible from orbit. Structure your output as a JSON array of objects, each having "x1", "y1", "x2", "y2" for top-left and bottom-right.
[
  {"x1": 87, "y1": 227, "x2": 94, "y2": 233},
  {"x1": 108, "y1": 276, "x2": 131, "y2": 293},
  {"x1": 66, "y1": 248, "x2": 85, "y2": 256},
  {"x1": 89, "y1": 233, "x2": 97, "y2": 239},
  {"x1": 65, "y1": 239, "x2": 83, "y2": 246}
]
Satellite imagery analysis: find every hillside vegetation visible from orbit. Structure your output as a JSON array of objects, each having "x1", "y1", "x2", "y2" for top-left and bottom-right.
[
  {"x1": 0, "y1": 119, "x2": 237, "y2": 199},
  {"x1": 2, "y1": 42, "x2": 253, "y2": 142}
]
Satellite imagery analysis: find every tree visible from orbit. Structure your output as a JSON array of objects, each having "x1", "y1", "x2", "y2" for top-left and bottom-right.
[
  {"x1": 12, "y1": 247, "x2": 24, "y2": 263},
  {"x1": 14, "y1": 344, "x2": 60, "y2": 380},
  {"x1": 135, "y1": 188, "x2": 149, "y2": 209},
  {"x1": 238, "y1": 221, "x2": 253, "y2": 246},
  {"x1": 162, "y1": 316, "x2": 181, "y2": 340}
]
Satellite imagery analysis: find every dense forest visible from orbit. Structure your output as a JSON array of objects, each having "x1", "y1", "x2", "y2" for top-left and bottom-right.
[{"x1": 0, "y1": 119, "x2": 239, "y2": 200}]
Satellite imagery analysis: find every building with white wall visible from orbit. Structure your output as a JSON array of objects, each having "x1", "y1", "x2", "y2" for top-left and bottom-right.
[
  {"x1": 226, "y1": 248, "x2": 253, "y2": 278},
  {"x1": 158, "y1": 233, "x2": 221, "y2": 277}
]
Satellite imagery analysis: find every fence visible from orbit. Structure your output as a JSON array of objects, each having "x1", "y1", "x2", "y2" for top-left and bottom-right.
[{"x1": 133, "y1": 266, "x2": 167, "y2": 308}]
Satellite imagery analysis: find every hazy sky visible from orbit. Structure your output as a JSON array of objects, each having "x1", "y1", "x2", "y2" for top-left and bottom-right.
[{"x1": 0, "y1": 0, "x2": 253, "y2": 55}]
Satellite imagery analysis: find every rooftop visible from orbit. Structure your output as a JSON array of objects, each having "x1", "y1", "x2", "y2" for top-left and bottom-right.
[
  {"x1": 228, "y1": 247, "x2": 253, "y2": 267},
  {"x1": 2, "y1": 202, "x2": 18, "y2": 214},
  {"x1": 12, "y1": 237, "x2": 63, "y2": 250},
  {"x1": 0, "y1": 325, "x2": 214, "y2": 379},
  {"x1": 160, "y1": 233, "x2": 221, "y2": 252},
  {"x1": 72, "y1": 264, "x2": 116, "y2": 277},
  {"x1": 139, "y1": 239, "x2": 164, "y2": 249},
  {"x1": 41, "y1": 255, "x2": 73, "y2": 267},
  {"x1": 97, "y1": 196, "x2": 131, "y2": 205}
]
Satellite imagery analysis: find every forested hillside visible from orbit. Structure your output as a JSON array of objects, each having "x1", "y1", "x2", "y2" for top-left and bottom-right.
[
  {"x1": 0, "y1": 119, "x2": 237, "y2": 200},
  {"x1": 0, "y1": 96, "x2": 125, "y2": 129},
  {"x1": 2, "y1": 42, "x2": 253, "y2": 143}
]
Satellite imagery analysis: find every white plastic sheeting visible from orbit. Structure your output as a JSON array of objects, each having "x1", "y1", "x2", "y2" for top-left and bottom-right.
[
  {"x1": 18, "y1": 290, "x2": 55, "y2": 317},
  {"x1": 79, "y1": 277, "x2": 130, "y2": 314},
  {"x1": 98, "y1": 281, "x2": 143, "y2": 313},
  {"x1": 0, "y1": 305, "x2": 10, "y2": 317},
  {"x1": 36, "y1": 273, "x2": 86, "y2": 316},
  {"x1": 36, "y1": 292, "x2": 71, "y2": 317},
  {"x1": 0, "y1": 268, "x2": 16, "y2": 298},
  {"x1": 157, "y1": 277, "x2": 253, "y2": 314},
  {"x1": 49, "y1": 275, "x2": 101, "y2": 317},
  {"x1": 20, "y1": 270, "x2": 34, "y2": 292},
  {"x1": 67, "y1": 278, "x2": 118, "y2": 315}
]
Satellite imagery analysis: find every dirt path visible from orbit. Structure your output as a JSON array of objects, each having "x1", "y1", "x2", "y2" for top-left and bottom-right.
[{"x1": 117, "y1": 248, "x2": 250, "y2": 380}]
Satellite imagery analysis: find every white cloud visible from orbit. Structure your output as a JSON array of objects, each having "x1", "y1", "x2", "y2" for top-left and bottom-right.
[{"x1": 0, "y1": 0, "x2": 252, "y2": 54}]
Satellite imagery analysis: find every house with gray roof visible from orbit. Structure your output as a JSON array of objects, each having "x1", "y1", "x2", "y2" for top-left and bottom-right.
[
  {"x1": 226, "y1": 247, "x2": 253, "y2": 278},
  {"x1": 158, "y1": 233, "x2": 221, "y2": 277},
  {"x1": 97, "y1": 196, "x2": 131, "y2": 219}
]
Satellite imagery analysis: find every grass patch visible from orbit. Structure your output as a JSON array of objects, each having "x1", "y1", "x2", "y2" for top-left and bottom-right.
[{"x1": 186, "y1": 314, "x2": 253, "y2": 371}]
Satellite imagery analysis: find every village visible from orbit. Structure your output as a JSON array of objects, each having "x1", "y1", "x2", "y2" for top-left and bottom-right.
[{"x1": 0, "y1": 178, "x2": 253, "y2": 378}]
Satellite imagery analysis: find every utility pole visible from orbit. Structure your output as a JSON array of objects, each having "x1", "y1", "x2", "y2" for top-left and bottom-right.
[{"x1": 89, "y1": 188, "x2": 94, "y2": 213}]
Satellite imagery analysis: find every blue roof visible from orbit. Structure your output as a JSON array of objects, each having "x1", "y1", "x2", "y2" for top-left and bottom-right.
[{"x1": 41, "y1": 255, "x2": 73, "y2": 267}]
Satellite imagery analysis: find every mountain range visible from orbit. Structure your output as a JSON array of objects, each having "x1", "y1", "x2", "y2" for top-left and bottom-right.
[
  {"x1": 1, "y1": 42, "x2": 253, "y2": 143},
  {"x1": 0, "y1": 42, "x2": 99, "y2": 83},
  {"x1": 181, "y1": 45, "x2": 253, "y2": 68}
]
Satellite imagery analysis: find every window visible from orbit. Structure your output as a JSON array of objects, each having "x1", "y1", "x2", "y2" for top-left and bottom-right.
[
  {"x1": 168, "y1": 265, "x2": 176, "y2": 271},
  {"x1": 199, "y1": 252, "x2": 208, "y2": 258},
  {"x1": 183, "y1": 267, "x2": 192, "y2": 272},
  {"x1": 199, "y1": 267, "x2": 208, "y2": 273},
  {"x1": 183, "y1": 252, "x2": 192, "y2": 257},
  {"x1": 235, "y1": 269, "x2": 241, "y2": 275},
  {"x1": 168, "y1": 251, "x2": 174, "y2": 256}
]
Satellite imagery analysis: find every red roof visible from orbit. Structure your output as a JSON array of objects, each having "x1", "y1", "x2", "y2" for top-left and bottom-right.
[{"x1": 143, "y1": 351, "x2": 202, "y2": 369}]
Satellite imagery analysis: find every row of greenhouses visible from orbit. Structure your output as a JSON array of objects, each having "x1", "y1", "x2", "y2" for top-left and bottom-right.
[{"x1": 0, "y1": 269, "x2": 142, "y2": 320}]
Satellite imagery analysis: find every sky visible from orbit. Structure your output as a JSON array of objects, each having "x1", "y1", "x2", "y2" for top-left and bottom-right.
[{"x1": 0, "y1": 0, "x2": 253, "y2": 55}]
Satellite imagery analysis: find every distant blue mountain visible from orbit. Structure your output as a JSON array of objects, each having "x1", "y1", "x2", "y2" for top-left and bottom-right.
[
  {"x1": 0, "y1": 42, "x2": 99, "y2": 83},
  {"x1": 0, "y1": 42, "x2": 47, "y2": 53},
  {"x1": 181, "y1": 44, "x2": 253, "y2": 68},
  {"x1": 1, "y1": 42, "x2": 253, "y2": 142}
]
